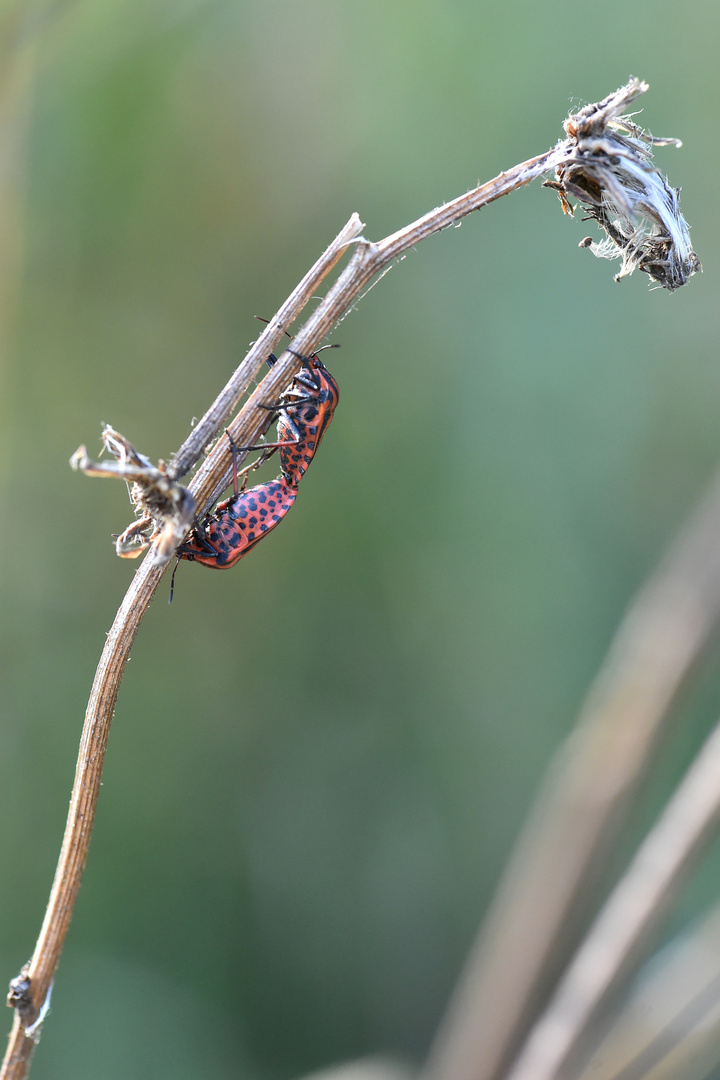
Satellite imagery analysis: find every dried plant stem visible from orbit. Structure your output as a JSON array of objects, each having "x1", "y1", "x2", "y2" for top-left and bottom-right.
[
  {"x1": 2, "y1": 78, "x2": 695, "y2": 1080},
  {"x1": 1, "y1": 126, "x2": 568, "y2": 1080},
  {"x1": 0, "y1": 560, "x2": 163, "y2": 1080},
  {"x1": 0, "y1": 214, "x2": 361, "y2": 1077},
  {"x1": 168, "y1": 213, "x2": 365, "y2": 482},
  {"x1": 186, "y1": 145, "x2": 565, "y2": 521},
  {"x1": 574, "y1": 905, "x2": 720, "y2": 1080},
  {"x1": 422, "y1": 469, "x2": 720, "y2": 1080}
]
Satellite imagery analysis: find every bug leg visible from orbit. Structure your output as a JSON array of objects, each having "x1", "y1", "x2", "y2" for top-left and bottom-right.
[
  {"x1": 226, "y1": 430, "x2": 239, "y2": 495},
  {"x1": 289, "y1": 376, "x2": 319, "y2": 394},
  {"x1": 185, "y1": 521, "x2": 218, "y2": 556},
  {"x1": 279, "y1": 391, "x2": 317, "y2": 409},
  {"x1": 229, "y1": 413, "x2": 302, "y2": 455},
  {"x1": 228, "y1": 436, "x2": 296, "y2": 453}
]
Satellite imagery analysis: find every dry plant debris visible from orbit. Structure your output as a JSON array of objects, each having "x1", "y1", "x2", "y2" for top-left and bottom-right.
[
  {"x1": 70, "y1": 426, "x2": 196, "y2": 563},
  {"x1": 549, "y1": 77, "x2": 701, "y2": 290}
]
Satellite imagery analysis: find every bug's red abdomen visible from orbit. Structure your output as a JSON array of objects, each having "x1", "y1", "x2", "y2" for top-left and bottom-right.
[{"x1": 178, "y1": 478, "x2": 297, "y2": 568}]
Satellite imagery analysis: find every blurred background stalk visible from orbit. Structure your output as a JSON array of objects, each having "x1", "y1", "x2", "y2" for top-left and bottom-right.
[{"x1": 0, "y1": 2, "x2": 37, "y2": 396}]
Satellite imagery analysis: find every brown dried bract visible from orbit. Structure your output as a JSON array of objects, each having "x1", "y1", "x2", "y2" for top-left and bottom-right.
[
  {"x1": 551, "y1": 77, "x2": 701, "y2": 290},
  {"x1": 70, "y1": 426, "x2": 196, "y2": 564}
]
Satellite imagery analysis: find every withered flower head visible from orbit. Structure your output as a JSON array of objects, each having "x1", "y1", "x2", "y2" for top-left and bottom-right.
[
  {"x1": 70, "y1": 425, "x2": 195, "y2": 564},
  {"x1": 553, "y1": 77, "x2": 701, "y2": 290}
]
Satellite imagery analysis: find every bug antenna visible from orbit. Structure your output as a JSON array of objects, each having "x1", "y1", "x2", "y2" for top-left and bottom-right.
[
  {"x1": 254, "y1": 315, "x2": 292, "y2": 340},
  {"x1": 169, "y1": 557, "x2": 181, "y2": 604},
  {"x1": 286, "y1": 344, "x2": 340, "y2": 363}
]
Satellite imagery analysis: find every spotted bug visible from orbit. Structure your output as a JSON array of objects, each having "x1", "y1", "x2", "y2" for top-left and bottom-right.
[
  {"x1": 175, "y1": 434, "x2": 297, "y2": 570},
  {"x1": 272, "y1": 347, "x2": 340, "y2": 486},
  {"x1": 173, "y1": 347, "x2": 339, "y2": 580},
  {"x1": 238, "y1": 346, "x2": 340, "y2": 488}
]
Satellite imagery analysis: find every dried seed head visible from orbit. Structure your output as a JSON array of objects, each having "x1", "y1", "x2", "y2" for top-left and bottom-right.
[
  {"x1": 70, "y1": 425, "x2": 196, "y2": 564},
  {"x1": 553, "y1": 77, "x2": 701, "y2": 290}
]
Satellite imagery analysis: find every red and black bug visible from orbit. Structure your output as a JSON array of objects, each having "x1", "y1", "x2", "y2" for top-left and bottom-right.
[
  {"x1": 175, "y1": 432, "x2": 297, "y2": 570},
  {"x1": 173, "y1": 343, "x2": 339, "y2": 586},
  {"x1": 250, "y1": 346, "x2": 340, "y2": 487}
]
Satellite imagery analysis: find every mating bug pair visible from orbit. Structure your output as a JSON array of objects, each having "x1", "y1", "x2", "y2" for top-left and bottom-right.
[{"x1": 174, "y1": 344, "x2": 339, "y2": 576}]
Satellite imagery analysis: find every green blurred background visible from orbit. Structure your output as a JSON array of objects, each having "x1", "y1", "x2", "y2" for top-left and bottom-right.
[{"x1": 1, "y1": 1, "x2": 719, "y2": 1077}]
